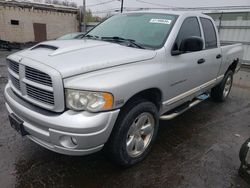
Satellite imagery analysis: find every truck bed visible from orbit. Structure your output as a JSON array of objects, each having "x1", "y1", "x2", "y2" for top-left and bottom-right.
[{"x1": 219, "y1": 43, "x2": 243, "y2": 75}]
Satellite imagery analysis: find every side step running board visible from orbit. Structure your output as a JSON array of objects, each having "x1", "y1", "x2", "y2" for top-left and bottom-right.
[{"x1": 160, "y1": 94, "x2": 210, "y2": 120}]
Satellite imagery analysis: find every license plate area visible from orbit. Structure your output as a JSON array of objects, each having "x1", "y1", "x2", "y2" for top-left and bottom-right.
[{"x1": 8, "y1": 113, "x2": 28, "y2": 136}]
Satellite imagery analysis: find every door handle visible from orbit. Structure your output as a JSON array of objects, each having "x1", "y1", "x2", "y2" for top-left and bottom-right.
[
  {"x1": 216, "y1": 54, "x2": 222, "y2": 59},
  {"x1": 197, "y1": 58, "x2": 205, "y2": 64}
]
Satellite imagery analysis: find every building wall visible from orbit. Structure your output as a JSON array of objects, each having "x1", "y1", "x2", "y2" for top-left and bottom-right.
[{"x1": 0, "y1": 5, "x2": 78, "y2": 43}]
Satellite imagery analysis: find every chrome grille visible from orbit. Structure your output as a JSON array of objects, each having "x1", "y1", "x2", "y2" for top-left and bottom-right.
[
  {"x1": 26, "y1": 84, "x2": 54, "y2": 105},
  {"x1": 6, "y1": 58, "x2": 64, "y2": 112},
  {"x1": 9, "y1": 75, "x2": 20, "y2": 90},
  {"x1": 25, "y1": 66, "x2": 52, "y2": 87},
  {"x1": 9, "y1": 60, "x2": 19, "y2": 74}
]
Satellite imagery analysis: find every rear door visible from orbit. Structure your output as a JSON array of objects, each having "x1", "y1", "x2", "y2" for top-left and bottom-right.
[{"x1": 198, "y1": 17, "x2": 222, "y2": 91}]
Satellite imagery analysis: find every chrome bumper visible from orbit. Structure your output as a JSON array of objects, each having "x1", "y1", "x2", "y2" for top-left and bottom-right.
[{"x1": 4, "y1": 84, "x2": 120, "y2": 156}]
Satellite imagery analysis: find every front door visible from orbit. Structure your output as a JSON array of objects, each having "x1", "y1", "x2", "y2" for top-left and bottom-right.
[{"x1": 163, "y1": 17, "x2": 205, "y2": 109}]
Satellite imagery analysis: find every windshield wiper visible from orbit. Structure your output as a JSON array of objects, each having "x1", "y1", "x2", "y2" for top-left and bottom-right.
[
  {"x1": 84, "y1": 34, "x2": 100, "y2": 40},
  {"x1": 101, "y1": 36, "x2": 145, "y2": 49}
]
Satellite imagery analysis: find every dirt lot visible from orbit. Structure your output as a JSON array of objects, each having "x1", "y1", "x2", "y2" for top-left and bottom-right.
[{"x1": 0, "y1": 50, "x2": 250, "y2": 188}]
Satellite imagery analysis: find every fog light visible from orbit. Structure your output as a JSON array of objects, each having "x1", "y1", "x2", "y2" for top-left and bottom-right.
[
  {"x1": 59, "y1": 136, "x2": 78, "y2": 148},
  {"x1": 71, "y1": 137, "x2": 78, "y2": 145}
]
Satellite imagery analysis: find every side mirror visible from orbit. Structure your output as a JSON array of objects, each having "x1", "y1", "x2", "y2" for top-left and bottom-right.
[{"x1": 172, "y1": 36, "x2": 204, "y2": 56}]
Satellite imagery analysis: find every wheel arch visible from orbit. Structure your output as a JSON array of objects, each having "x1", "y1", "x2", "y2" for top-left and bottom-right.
[
  {"x1": 226, "y1": 59, "x2": 239, "y2": 74},
  {"x1": 122, "y1": 88, "x2": 163, "y2": 111}
]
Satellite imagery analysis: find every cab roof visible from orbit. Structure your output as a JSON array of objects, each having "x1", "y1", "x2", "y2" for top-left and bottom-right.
[{"x1": 124, "y1": 9, "x2": 211, "y2": 19}]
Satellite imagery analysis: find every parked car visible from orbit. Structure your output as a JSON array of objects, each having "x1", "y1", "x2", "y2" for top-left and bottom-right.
[
  {"x1": 56, "y1": 32, "x2": 85, "y2": 40},
  {"x1": 239, "y1": 138, "x2": 250, "y2": 184},
  {"x1": 4, "y1": 11, "x2": 243, "y2": 166},
  {"x1": 0, "y1": 40, "x2": 22, "y2": 51},
  {"x1": 0, "y1": 39, "x2": 12, "y2": 51}
]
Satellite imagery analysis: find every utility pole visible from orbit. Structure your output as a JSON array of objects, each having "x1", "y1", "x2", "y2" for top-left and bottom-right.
[
  {"x1": 120, "y1": 0, "x2": 124, "y2": 13},
  {"x1": 83, "y1": 0, "x2": 87, "y2": 32}
]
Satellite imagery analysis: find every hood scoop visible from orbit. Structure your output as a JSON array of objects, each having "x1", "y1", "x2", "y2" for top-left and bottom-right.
[
  {"x1": 48, "y1": 43, "x2": 110, "y2": 57},
  {"x1": 31, "y1": 44, "x2": 58, "y2": 51}
]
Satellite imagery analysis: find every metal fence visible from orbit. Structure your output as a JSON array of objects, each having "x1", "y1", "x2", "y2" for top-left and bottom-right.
[{"x1": 208, "y1": 12, "x2": 250, "y2": 65}]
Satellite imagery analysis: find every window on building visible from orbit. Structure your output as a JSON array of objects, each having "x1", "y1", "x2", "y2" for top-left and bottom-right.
[
  {"x1": 11, "y1": 20, "x2": 19, "y2": 25},
  {"x1": 200, "y1": 18, "x2": 217, "y2": 49}
]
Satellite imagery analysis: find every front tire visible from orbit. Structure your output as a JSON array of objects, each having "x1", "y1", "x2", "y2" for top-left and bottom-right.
[
  {"x1": 211, "y1": 70, "x2": 234, "y2": 102},
  {"x1": 106, "y1": 99, "x2": 159, "y2": 166},
  {"x1": 239, "y1": 138, "x2": 250, "y2": 163}
]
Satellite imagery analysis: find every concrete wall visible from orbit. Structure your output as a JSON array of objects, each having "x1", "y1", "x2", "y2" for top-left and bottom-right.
[{"x1": 0, "y1": 5, "x2": 78, "y2": 43}]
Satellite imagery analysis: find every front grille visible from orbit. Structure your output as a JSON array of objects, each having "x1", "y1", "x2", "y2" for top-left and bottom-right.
[
  {"x1": 6, "y1": 59, "x2": 62, "y2": 111},
  {"x1": 9, "y1": 75, "x2": 20, "y2": 90},
  {"x1": 25, "y1": 66, "x2": 52, "y2": 87},
  {"x1": 9, "y1": 60, "x2": 19, "y2": 74},
  {"x1": 26, "y1": 84, "x2": 54, "y2": 105}
]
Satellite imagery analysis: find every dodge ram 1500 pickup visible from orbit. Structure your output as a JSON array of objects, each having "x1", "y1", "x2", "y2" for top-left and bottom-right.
[{"x1": 4, "y1": 11, "x2": 243, "y2": 166}]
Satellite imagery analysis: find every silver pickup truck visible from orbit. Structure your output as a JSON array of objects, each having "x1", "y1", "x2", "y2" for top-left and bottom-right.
[{"x1": 4, "y1": 11, "x2": 243, "y2": 166}]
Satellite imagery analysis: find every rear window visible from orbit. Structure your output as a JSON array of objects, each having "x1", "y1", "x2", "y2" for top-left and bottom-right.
[{"x1": 200, "y1": 18, "x2": 217, "y2": 49}]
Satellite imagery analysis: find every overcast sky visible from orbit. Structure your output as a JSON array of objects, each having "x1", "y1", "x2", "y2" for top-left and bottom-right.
[{"x1": 74, "y1": 0, "x2": 250, "y2": 15}]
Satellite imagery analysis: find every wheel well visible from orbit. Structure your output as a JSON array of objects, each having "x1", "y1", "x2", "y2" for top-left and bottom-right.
[
  {"x1": 227, "y1": 60, "x2": 238, "y2": 73},
  {"x1": 124, "y1": 88, "x2": 162, "y2": 111}
]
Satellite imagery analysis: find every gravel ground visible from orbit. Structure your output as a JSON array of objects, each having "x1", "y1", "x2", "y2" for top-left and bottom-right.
[{"x1": 0, "y1": 50, "x2": 249, "y2": 188}]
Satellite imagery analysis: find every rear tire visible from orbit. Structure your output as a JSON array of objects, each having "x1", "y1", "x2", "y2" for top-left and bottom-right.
[
  {"x1": 105, "y1": 99, "x2": 159, "y2": 166},
  {"x1": 211, "y1": 70, "x2": 233, "y2": 102}
]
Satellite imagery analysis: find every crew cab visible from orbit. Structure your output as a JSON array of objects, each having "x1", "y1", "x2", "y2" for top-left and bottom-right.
[{"x1": 4, "y1": 11, "x2": 243, "y2": 166}]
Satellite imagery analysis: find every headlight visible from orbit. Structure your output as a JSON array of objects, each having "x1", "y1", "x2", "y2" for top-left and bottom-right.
[{"x1": 65, "y1": 89, "x2": 113, "y2": 112}]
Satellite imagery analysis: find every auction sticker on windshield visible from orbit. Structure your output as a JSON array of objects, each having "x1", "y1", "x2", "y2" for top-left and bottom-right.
[{"x1": 149, "y1": 19, "x2": 172, "y2": 24}]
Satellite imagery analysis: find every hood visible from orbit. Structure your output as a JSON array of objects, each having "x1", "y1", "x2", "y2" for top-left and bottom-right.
[{"x1": 14, "y1": 39, "x2": 157, "y2": 78}]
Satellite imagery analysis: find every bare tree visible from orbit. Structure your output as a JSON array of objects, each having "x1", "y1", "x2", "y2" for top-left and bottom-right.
[
  {"x1": 46, "y1": 0, "x2": 78, "y2": 7},
  {"x1": 33, "y1": 0, "x2": 43, "y2": 3},
  {"x1": 52, "y1": 0, "x2": 61, "y2": 5},
  {"x1": 45, "y1": 0, "x2": 53, "y2": 4},
  {"x1": 69, "y1": 2, "x2": 77, "y2": 8}
]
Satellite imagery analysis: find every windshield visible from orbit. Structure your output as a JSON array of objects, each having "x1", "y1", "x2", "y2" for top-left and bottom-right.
[
  {"x1": 87, "y1": 13, "x2": 177, "y2": 49},
  {"x1": 57, "y1": 33, "x2": 83, "y2": 40}
]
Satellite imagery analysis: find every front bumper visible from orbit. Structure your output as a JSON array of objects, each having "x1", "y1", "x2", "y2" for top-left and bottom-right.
[{"x1": 4, "y1": 84, "x2": 120, "y2": 155}]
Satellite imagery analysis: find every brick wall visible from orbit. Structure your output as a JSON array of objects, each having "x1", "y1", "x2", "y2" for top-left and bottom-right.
[{"x1": 0, "y1": 5, "x2": 78, "y2": 43}]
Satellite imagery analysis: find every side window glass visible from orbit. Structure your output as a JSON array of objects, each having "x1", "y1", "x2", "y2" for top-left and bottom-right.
[
  {"x1": 200, "y1": 18, "x2": 217, "y2": 49},
  {"x1": 174, "y1": 17, "x2": 201, "y2": 51}
]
